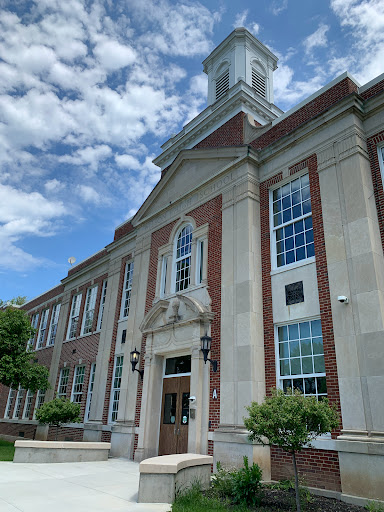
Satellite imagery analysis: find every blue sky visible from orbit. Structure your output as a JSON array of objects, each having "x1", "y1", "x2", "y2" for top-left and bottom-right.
[{"x1": 1, "y1": 0, "x2": 383, "y2": 302}]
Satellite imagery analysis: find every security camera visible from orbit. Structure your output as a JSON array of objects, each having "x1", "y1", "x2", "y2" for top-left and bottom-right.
[
  {"x1": 188, "y1": 396, "x2": 196, "y2": 403},
  {"x1": 337, "y1": 296, "x2": 349, "y2": 304}
]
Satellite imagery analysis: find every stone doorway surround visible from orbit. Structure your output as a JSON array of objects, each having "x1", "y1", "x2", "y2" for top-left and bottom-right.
[{"x1": 134, "y1": 293, "x2": 214, "y2": 462}]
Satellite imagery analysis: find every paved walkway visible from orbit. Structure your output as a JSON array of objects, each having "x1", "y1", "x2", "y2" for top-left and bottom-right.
[{"x1": 0, "y1": 458, "x2": 171, "y2": 512}]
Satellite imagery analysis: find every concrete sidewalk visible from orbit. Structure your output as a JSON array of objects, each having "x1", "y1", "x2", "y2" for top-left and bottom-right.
[{"x1": 0, "y1": 458, "x2": 171, "y2": 512}]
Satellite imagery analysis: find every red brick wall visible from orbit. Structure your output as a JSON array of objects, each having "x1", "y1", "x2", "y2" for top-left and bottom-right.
[
  {"x1": 361, "y1": 79, "x2": 384, "y2": 100},
  {"x1": 134, "y1": 195, "x2": 222, "y2": 452},
  {"x1": 102, "y1": 254, "x2": 132, "y2": 424},
  {"x1": 135, "y1": 221, "x2": 177, "y2": 428},
  {"x1": 251, "y1": 78, "x2": 358, "y2": 150},
  {"x1": 23, "y1": 285, "x2": 64, "y2": 311},
  {"x1": 189, "y1": 196, "x2": 222, "y2": 431},
  {"x1": 67, "y1": 250, "x2": 108, "y2": 277},
  {"x1": 113, "y1": 222, "x2": 135, "y2": 242},
  {"x1": 260, "y1": 156, "x2": 341, "y2": 434},
  {"x1": 194, "y1": 112, "x2": 245, "y2": 149},
  {"x1": 367, "y1": 130, "x2": 384, "y2": 253},
  {"x1": 271, "y1": 446, "x2": 341, "y2": 491}
]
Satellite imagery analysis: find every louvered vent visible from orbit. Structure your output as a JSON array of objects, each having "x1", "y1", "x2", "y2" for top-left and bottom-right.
[
  {"x1": 215, "y1": 70, "x2": 229, "y2": 101},
  {"x1": 252, "y1": 69, "x2": 266, "y2": 98}
]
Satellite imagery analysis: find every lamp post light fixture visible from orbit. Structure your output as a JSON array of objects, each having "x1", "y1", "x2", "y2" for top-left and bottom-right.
[
  {"x1": 200, "y1": 333, "x2": 218, "y2": 372},
  {"x1": 130, "y1": 347, "x2": 144, "y2": 380}
]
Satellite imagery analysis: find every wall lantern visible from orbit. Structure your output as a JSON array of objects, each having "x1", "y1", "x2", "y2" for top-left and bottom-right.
[
  {"x1": 200, "y1": 333, "x2": 218, "y2": 372},
  {"x1": 130, "y1": 347, "x2": 144, "y2": 380}
]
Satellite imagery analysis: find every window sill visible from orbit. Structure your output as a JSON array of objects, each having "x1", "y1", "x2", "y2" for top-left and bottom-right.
[
  {"x1": 270, "y1": 257, "x2": 315, "y2": 276},
  {"x1": 160, "y1": 281, "x2": 207, "y2": 301},
  {"x1": 64, "y1": 331, "x2": 100, "y2": 343}
]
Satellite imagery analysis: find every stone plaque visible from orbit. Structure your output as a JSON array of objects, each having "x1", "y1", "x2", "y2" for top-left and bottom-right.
[{"x1": 285, "y1": 281, "x2": 304, "y2": 305}]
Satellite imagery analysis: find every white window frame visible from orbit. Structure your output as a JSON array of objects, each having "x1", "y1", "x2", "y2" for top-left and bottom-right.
[
  {"x1": 67, "y1": 293, "x2": 82, "y2": 339},
  {"x1": 33, "y1": 389, "x2": 45, "y2": 419},
  {"x1": 85, "y1": 363, "x2": 96, "y2": 421},
  {"x1": 275, "y1": 317, "x2": 327, "y2": 400},
  {"x1": 109, "y1": 355, "x2": 124, "y2": 423},
  {"x1": 36, "y1": 308, "x2": 49, "y2": 349},
  {"x1": 378, "y1": 144, "x2": 384, "y2": 185},
  {"x1": 13, "y1": 386, "x2": 25, "y2": 419},
  {"x1": 27, "y1": 313, "x2": 39, "y2": 350},
  {"x1": 270, "y1": 173, "x2": 315, "y2": 272},
  {"x1": 160, "y1": 256, "x2": 168, "y2": 298},
  {"x1": 57, "y1": 367, "x2": 70, "y2": 398},
  {"x1": 120, "y1": 262, "x2": 134, "y2": 319},
  {"x1": 71, "y1": 365, "x2": 86, "y2": 403},
  {"x1": 4, "y1": 388, "x2": 16, "y2": 418},
  {"x1": 47, "y1": 303, "x2": 61, "y2": 346},
  {"x1": 96, "y1": 280, "x2": 108, "y2": 331},
  {"x1": 22, "y1": 390, "x2": 34, "y2": 419},
  {"x1": 173, "y1": 224, "x2": 193, "y2": 293},
  {"x1": 81, "y1": 285, "x2": 98, "y2": 335}
]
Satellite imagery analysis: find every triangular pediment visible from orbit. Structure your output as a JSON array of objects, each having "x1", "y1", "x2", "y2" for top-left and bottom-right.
[{"x1": 133, "y1": 147, "x2": 241, "y2": 224}]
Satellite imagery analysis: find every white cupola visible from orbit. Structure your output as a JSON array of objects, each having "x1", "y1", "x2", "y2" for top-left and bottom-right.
[{"x1": 203, "y1": 27, "x2": 278, "y2": 106}]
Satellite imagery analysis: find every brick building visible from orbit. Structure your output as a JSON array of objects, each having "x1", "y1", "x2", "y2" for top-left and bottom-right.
[{"x1": 1, "y1": 28, "x2": 384, "y2": 503}]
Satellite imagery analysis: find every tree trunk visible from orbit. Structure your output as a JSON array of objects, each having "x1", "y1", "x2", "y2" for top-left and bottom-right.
[{"x1": 292, "y1": 451, "x2": 301, "y2": 512}]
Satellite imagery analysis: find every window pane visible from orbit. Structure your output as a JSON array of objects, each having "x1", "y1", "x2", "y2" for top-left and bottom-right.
[
  {"x1": 293, "y1": 378, "x2": 304, "y2": 393},
  {"x1": 163, "y1": 393, "x2": 177, "y2": 424},
  {"x1": 299, "y1": 322, "x2": 310, "y2": 338},
  {"x1": 312, "y1": 338, "x2": 323, "y2": 356},
  {"x1": 317, "y1": 377, "x2": 327, "y2": 394},
  {"x1": 314, "y1": 356, "x2": 325, "y2": 373},
  {"x1": 291, "y1": 358, "x2": 301, "y2": 374},
  {"x1": 311, "y1": 320, "x2": 322, "y2": 337},
  {"x1": 280, "y1": 359, "x2": 290, "y2": 376},
  {"x1": 300, "y1": 338, "x2": 312, "y2": 356},
  {"x1": 278, "y1": 325, "x2": 288, "y2": 341},
  {"x1": 302, "y1": 356, "x2": 313, "y2": 374},
  {"x1": 279, "y1": 342, "x2": 289, "y2": 358},
  {"x1": 289, "y1": 341, "x2": 300, "y2": 357},
  {"x1": 283, "y1": 379, "x2": 293, "y2": 393},
  {"x1": 288, "y1": 324, "x2": 299, "y2": 340},
  {"x1": 304, "y1": 377, "x2": 316, "y2": 394}
]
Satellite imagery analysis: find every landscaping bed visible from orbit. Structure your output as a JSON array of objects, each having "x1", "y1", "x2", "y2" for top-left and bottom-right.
[
  {"x1": 0, "y1": 439, "x2": 15, "y2": 461},
  {"x1": 173, "y1": 484, "x2": 370, "y2": 512}
]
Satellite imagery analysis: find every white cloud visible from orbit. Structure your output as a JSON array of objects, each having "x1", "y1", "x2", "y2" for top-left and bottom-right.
[
  {"x1": 271, "y1": 0, "x2": 288, "y2": 15},
  {"x1": 234, "y1": 10, "x2": 248, "y2": 27},
  {"x1": 330, "y1": 0, "x2": 384, "y2": 83},
  {"x1": 0, "y1": 184, "x2": 68, "y2": 270},
  {"x1": 93, "y1": 39, "x2": 136, "y2": 71},
  {"x1": 59, "y1": 145, "x2": 112, "y2": 171},
  {"x1": 304, "y1": 24, "x2": 329, "y2": 55},
  {"x1": 45, "y1": 179, "x2": 65, "y2": 193},
  {"x1": 76, "y1": 184, "x2": 104, "y2": 205},
  {"x1": 0, "y1": 0, "x2": 221, "y2": 272},
  {"x1": 233, "y1": 10, "x2": 260, "y2": 35}
]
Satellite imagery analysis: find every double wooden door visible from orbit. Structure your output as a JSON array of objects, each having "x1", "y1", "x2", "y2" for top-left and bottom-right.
[{"x1": 158, "y1": 376, "x2": 190, "y2": 455}]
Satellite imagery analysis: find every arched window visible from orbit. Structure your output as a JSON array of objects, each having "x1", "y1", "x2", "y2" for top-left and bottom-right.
[{"x1": 175, "y1": 224, "x2": 193, "y2": 292}]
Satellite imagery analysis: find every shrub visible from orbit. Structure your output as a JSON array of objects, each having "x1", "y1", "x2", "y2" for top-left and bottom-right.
[
  {"x1": 231, "y1": 456, "x2": 263, "y2": 507},
  {"x1": 36, "y1": 397, "x2": 81, "y2": 440}
]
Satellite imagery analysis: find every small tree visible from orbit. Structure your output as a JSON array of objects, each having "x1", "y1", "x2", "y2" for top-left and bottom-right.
[
  {"x1": 35, "y1": 397, "x2": 81, "y2": 440},
  {"x1": 244, "y1": 388, "x2": 339, "y2": 512},
  {"x1": 0, "y1": 307, "x2": 50, "y2": 391}
]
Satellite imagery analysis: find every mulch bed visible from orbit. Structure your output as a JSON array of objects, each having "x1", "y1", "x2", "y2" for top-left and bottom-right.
[{"x1": 260, "y1": 488, "x2": 365, "y2": 511}]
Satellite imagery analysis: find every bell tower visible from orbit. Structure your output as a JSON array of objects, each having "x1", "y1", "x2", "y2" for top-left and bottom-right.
[{"x1": 203, "y1": 27, "x2": 278, "y2": 107}]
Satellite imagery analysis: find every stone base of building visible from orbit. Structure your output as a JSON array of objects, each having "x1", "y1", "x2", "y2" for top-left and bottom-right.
[
  {"x1": 110, "y1": 421, "x2": 136, "y2": 458},
  {"x1": 337, "y1": 431, "x2": 384, "y2": 502},
  {"x1": 212, "y1": 425, "x2": 271, "y2": 481}
]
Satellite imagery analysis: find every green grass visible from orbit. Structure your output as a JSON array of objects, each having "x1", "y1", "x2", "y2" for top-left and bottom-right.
[
  {"x1": 0, "y1": 440, "x2": 15, "y2": 461},
  {"x1": 172, "y1": 485, "x2": 249, "y2": 512}
]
